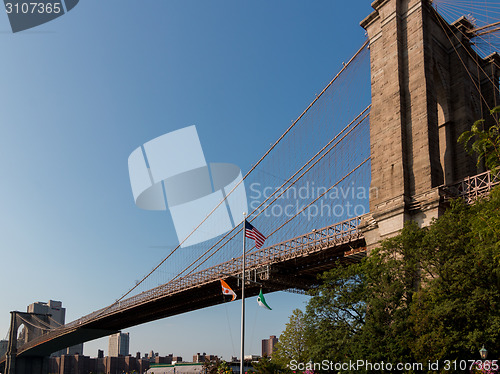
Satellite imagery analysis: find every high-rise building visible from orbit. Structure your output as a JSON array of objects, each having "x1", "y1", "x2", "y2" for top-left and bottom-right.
[
  {"x1": 25, "y1": 300, "x2": 65, "y2": 344},
  {"x1": 261, "y1": 335, "x2": 278, "y2": 357},
  {"x1": 108, "y1": 332, "x2": 130, "y2": 357},
  {"x1": 25, "y1": 300, "x2": 83, "y2": 356},
  {"x1": 28, "y1": 300, "x2": 65, "y2": 325},
  {"x1": 0, "y1": 340, "x2": 8, "y2": 357}
]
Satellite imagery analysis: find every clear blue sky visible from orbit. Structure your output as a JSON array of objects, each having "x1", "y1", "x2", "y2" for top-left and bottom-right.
[{"x1": 0, "y1": 0, "x2": 374, "y2": 360}]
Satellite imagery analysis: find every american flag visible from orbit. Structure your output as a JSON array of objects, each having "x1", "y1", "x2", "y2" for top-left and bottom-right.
[{"x1": 245, "y1": 220, "x2": 266, "y2": 249}]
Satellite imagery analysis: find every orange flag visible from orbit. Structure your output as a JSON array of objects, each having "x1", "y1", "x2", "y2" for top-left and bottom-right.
[{"x1": 220, "y1": 279, "x2": 236, "y2": 301}]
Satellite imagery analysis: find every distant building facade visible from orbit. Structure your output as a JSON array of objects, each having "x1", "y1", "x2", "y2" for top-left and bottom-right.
[
  {"x1": 23, "y1": 300, "x2": 83, "y2": 356},
  {"x1": 153, "y1": 354, "x2": 173, "y2": 365},
  {"x1": 0, "y1": 339, "x2": 8, "y2": 357},
  {"x1": 261, "y1": 335, "x2": 278, "y2": 357},
  {"x1": 108, "y1": 332, "x2": 130, "y2": 357},
  {"x1": 28, "y1": 300, "x2": 65, "y2": 324},
  {"x1": 49, "y1": 353, "x2": 151, "y2": 374},
  {"x1": 193, "y1": 352, "x2": 217, "y2": 363}
]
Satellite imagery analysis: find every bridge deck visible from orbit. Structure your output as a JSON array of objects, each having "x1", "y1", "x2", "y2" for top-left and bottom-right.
[{"x1": 5, "y1": 216, "x2": 365, "y2": 359}]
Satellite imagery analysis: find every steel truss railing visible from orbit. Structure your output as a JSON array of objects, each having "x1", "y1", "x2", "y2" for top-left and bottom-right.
[
  {"x1": 16, "y1": 216, "x2": 364, "y2": 354},
  {"x1": 440, "y1": 169, "x2": 500, "y2": 203}
]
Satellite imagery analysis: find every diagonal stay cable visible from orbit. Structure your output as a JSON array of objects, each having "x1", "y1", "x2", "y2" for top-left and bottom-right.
[
  {"x1": 125, "y1": 159, "x2": 370, "y2": 307},
  {"x1": 167, "y1": 106, "x2": 371, "y2": 283},
  {"x1": 169, "y1": 109, "x2": 370, "y2": 282},
  {"x1": 87, "y1": 40, "x2": 370, "y2": 322},
  {"x1": 434, "y1": 8, "x2": 498, "y2": 112},
  {"x1": 17, "y1": 315, "x2": 53, "y2": 332},
  {"x1": 177, "y1": 154, "x2": 371, "y2": 283},
  {"x1": 435, "y1": 7, "x2": 500, "y2": 95},
  {"x1": 32, "y1": 315, "x2": 55, "y2": 330}
]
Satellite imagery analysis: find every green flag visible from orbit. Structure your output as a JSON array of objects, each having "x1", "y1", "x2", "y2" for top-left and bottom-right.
[{"x1": 257, "y1": 289, "x2": 272, "y2": 310}]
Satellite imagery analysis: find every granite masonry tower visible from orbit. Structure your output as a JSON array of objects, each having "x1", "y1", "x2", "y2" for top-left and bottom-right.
[{"x1": 360, "y1": 0, "x2": 500, "y2": 249}]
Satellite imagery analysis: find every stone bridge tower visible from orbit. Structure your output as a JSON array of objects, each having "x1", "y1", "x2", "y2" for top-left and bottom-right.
[
  {"x1": 360, "y1": 0, "x2": 500, "y2": 249},
  {"x1": 4, "y1": 312, "x2": 52, "y2": 374}
]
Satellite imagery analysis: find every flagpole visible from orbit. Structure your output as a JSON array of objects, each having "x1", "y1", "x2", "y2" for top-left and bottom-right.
[{"x1": 240, "y1": 213, "x2": 246, "y2": 374}]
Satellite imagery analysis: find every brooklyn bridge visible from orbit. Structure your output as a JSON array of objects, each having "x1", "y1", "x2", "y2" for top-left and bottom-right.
[{"x1": 2, "y1": 0, "x2": 500, "y2": 373}]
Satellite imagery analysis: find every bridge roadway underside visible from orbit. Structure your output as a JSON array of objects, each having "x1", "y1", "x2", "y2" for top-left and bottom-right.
[
  {"x1": 81, "y1": 239, "x2": 365, "y2": 332},
  {"x1": 5, "y1": 237, "x2": 365, "y2": 364}
]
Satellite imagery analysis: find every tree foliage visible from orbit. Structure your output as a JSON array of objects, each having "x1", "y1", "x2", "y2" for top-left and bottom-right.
[
  {"x1": 304, "y1": 261, "x2": 367, "y2": 362},
  {"x1": 271, "y1": 309, "x2": 310, "y2": 369},
  {"x1": 408, "y1": 194, "x2": 500, "y2": 362},
  {"x1": 249, "y1": 354, "x2": 286, "y2": 374},
  {"x1": 279, "y1": 190, "x2": 500, "y2": 373},
  {"x1": 458, "y1": 105, "x2": 500, "y2": 172},
  {"x1": 304, "y1": 222, "x2": 427, "y2": 367},
  {"x1": 204, "y1": 358, "x2": 233, "y2": 374}
]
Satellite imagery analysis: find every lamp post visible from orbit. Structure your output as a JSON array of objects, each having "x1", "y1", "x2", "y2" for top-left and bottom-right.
[{"x1": 480, "y1": 345, "x2": 488, "y2": 359}]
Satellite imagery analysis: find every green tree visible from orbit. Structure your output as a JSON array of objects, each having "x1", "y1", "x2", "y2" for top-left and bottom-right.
[
  {"x1": 204, "y1": 358, "x2": 233, "y2": 374},
  {"x1": 304, "y1": 261, "x2": 366, "y2": 363},
  {"x1": 300, "y1": 189, "x2": 500, "y2": 371},
  {"x1": 304, "y1": 223, "x2": 425, "y2": 368},
  {"x1": 458, "y1": 105, "x2": 500, "y2": 172},
  {"x1": 271, "y1": 309, "x2": 310, "y2": 369},
  {"x1": 409, "y1": 192, "x2": 500, "y2": 362},
  {"x1": 250, "y1": 355, "x2": 286, "y2": 374}
]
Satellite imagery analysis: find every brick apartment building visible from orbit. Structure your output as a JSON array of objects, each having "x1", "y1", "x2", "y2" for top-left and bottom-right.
[
  {"x1": 261, "y1": 335, "x2": 278, "y2": 357},
  {"x1": 48, "y1": 354, "x2": 150, "y2": 374}
]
